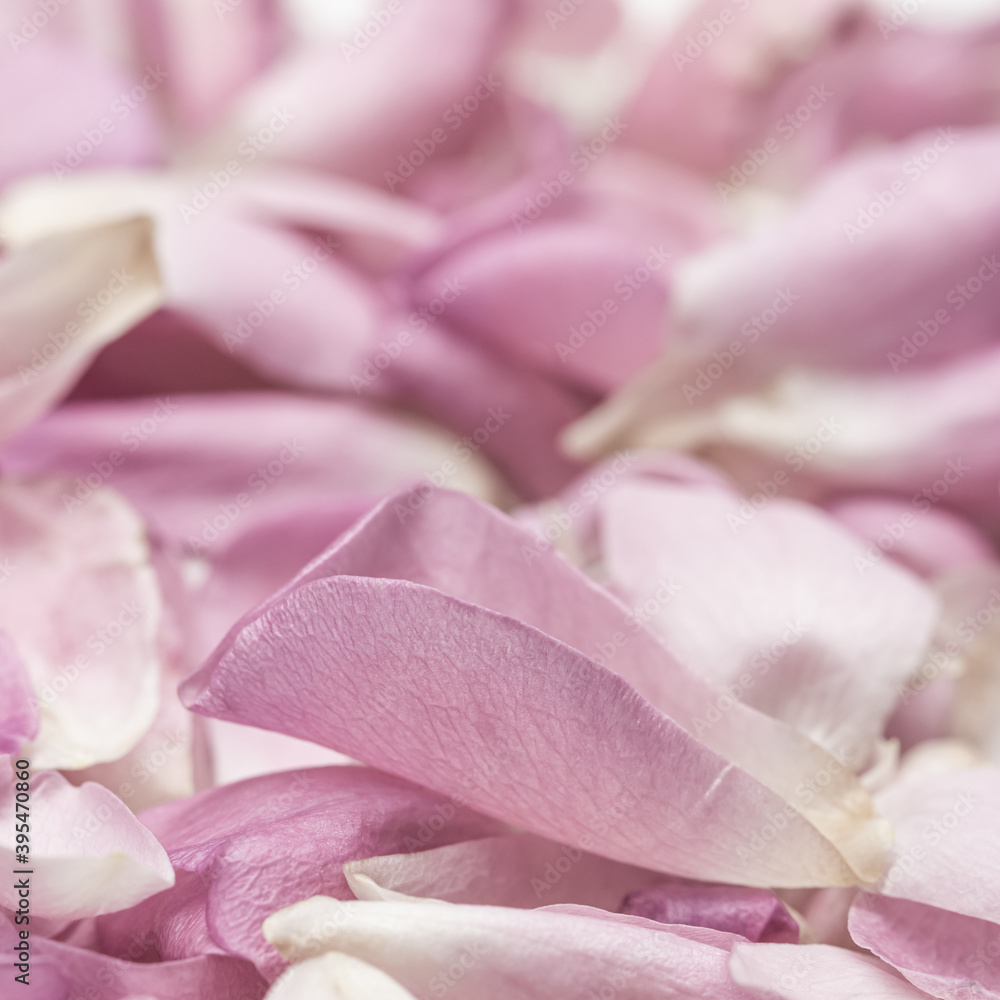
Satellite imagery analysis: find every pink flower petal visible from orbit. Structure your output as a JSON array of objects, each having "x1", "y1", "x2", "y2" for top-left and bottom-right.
[
  {"x1": 184, "y1": 487, "x2": 890, "y2": 887},
  {"x1": 0, "y1": 765, "x2": 174, "y2": 920},
  {"x1": 600, "y1": 478, "x2": 938, "y2": 764},
  {"x1": 264, "y1": 897, "x2": 755, "y2": 999},
  {"x1": 345, "y1": 832, "x2": 655, "y2": 910},
  {"x1": 622, "y1": 882, "x2": 799, "y2": 943},
  {"x1": 98, "y1": 766, "x2": 503, "y2": 980},
  {"x1": 410, "y1": 221, "x2": 670, "y2": 394},
  {"x1": 1, "y1": 393, "x2": 503, "y2": 554},
  {"x1": 0, "y1": 217, "x2": 162, "y2": 445},
  {"x1": 265, "y1": 953, "x2": 418, "y2": 1000},
  {"x1": 1, "y1": 914, "x2": 267, "y2": 999},
  {"x1": 213, "y1": 0, "x2": 511, "y2": 183},
  {"x1": 0, "y1": 477, "x2": 163, "y2": 770},
  {"x1": 0, "y1": 629, "x2": 38, "y2": 754},
  {"x1": 828, "y1": 496, "x2": 996, "y2": 579},
  {"x1": 850, "y1": 895, "x2": 1000, "y2": 1000},
  {"x1": 729, "y1": 941, "x2": 932, "y2": 999}
]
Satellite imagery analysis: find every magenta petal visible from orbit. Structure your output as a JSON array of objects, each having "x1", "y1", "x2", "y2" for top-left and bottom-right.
[
  {"x1": 100, "y1": 766, "x2": 503, "y2": 980},
  {"x1": 184, "y1": 488, "x2": 890, "y2": 888},
  {"x1": 622, "y1": 882, "x2": 799, "y2": 944},
  {"x1": 0, "y1": 630, "x2": 37, "y2": 753}
]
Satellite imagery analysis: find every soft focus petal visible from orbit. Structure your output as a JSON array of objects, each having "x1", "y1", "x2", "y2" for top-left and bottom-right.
[
  {"x1": 0, "y1": 628, "x2": 38, "y2": 754},
  {"x1": 0, "y1": 765, "x2": 174, "y2": 920},
  {"x1": 0, "y1": 478, "x2": 162, "y2": 770},
  {"x1": 0, "y1": 217, "x2": 162, "y2": 444}
]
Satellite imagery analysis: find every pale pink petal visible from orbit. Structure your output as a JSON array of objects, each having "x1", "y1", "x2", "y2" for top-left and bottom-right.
[
  {"x1": 184, "y1": 487, "x2": 890, "y2": 888},
  {"x1": 868, "y1": 764, "x2": 1000, "y2": 922},
  {"x1": 266, "y1": 953, "x2": 418, "y2": 1000},
  {"x1": 212, "y1": 0, "x2": 511, "y2": 183},
  {"x1": 828, "y1": 496, "x2": 996, "y2": 579},
  {"x1": 564, "y1": 130, "x2": 1000, "y2": 462},
  {"x1": 0, "y1": 477, "x2": 162, "y2": 770},
  {"x1": 0, "y1": 765, "x2": 174, "y2": 920},
  {"x1": 729, "y1": 941, "x2": 932, "y2": 999},
  {"x1": 850, "y1": 895, "x2": 1000, "y2": 1000},
  {"x1": 345, "y1": 832, "x2": 655, "y2": 910},
  {"x1": 98, "y1": 766, "x2": 503, "y2": 980},
  {"x1": 512, "y1": 0, "x2": 621, "y2": 54},
  {"x1": 943, "y1": 566, "x2": 1000, "y2": 764},
  {"x1": 624, "y1": 0, "x2": 859, "y2": 173},
  {"x1": 124, "y1": 0, "x2": 285, "y2": 136},
  {"x1": 264, "y1": 898, "x2": 754, "y2": 999},
  {"x1": 601, "y1": 478, "x2": 938, "y2": 764},
  {"x1": 0, "y1": 217, "x2": 163, "y2": 445},
  {"x1": 623, "y1": 882, "x2": 798, "y2": 943},
  {"x1": 0, "y1": 629, "x2": 38, "y2": 754},
  {"x1": 0, "y1": 38, "x2": 162, "y2": 189},
  {"x1": 0, "y1": 393, "x2": 503, "y2": 554}
]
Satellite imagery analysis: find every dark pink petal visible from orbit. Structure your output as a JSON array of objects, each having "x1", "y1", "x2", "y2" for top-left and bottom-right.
[
  {"x1": 265, "y1": 898, "x2": 755, "y2": 999},
  {"x1": 730, "y1": 941, "x2": 933, "y2": 999},
  {"x1": 1, "y1": 915, "x2": 266, "y2": 999},
  {"x1": 623, "y1": 882, "x2": 799, "y2": 944},
  {"x1": 0, "y1": 765, "x2": 174, "y2": 920},
  {"x1": 0, "y1": 629, "x2": 37, "y2": 753},
  {"x1": 345, "y1": 832, "x2": 655, "y2": 910},
  {"x1": 184, "y1": 488, "x2": 890, "y2": 887},
  {"x1": 99, "y1": 766, "x2": 503, "y2": 980}
]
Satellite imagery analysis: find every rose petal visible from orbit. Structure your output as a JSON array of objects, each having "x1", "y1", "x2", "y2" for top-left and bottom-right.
[
  {"x1": 265, "y1": 953, "x2": 418, "y2": 1000},
  {"x1": 623, "y1": 882, "x2": 799, "y2": 943},
  {"x1": 0, "y1": 477, "x2": 163, "y2": 770},
  {"x1": 184, "y1": 487, "x2": 890, "y2": 888},
  {"x1": 0, "y1": 629, "x2": 38, "y2": 754},
  {"x1": 0, "y1": 765, "x2": 174, "y2": 920},
  {"x1": 600, "y1": 478, "x2": 938, "y2": 764},
  {"x1": 98, "y1": 766, "x2": 503, "y2": 980},
  {"x1": 0, "y1": 217, "x2": 162, "y2": 444},
  {"x1": 345, "y1": 832, "x2": 654, "y2": 910},
  {"x1": 264, "y1": 897, "x2": 754, "y2": 999},
  {"x1": 729, "y1": 941, "x2": 931, "y2": 999}
]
